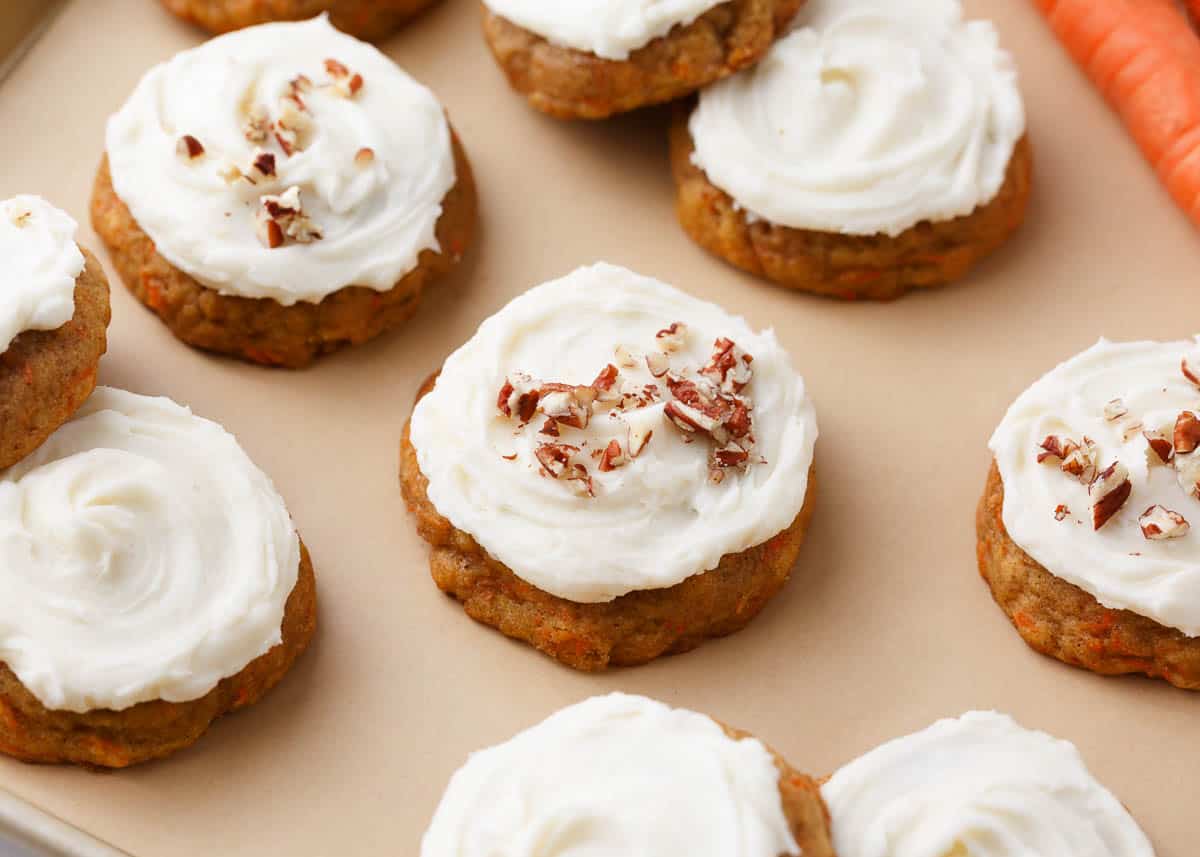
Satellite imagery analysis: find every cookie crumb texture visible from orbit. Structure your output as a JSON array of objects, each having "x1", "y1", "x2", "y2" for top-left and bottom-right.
[
  {"x1": 977, "y1": 462, "x2": 1200, "y2": 690},
  {"x1": 670, "y1": 117, "x2": 1033, "y2": 300},
  {"x1": 401, "y1": 378, "x2": 815, "y2": 671},
  {"x1": 158, "y1": 0, "x2": 442, "y2": 40},
  {"x1": 0, "y1": 544, "x2": 317, "y2": 768},
  {"x1": 482, "y1": 0, "x2": 804, "y2": 120},
  {"x1": 90, "y1": 133, "x2": 476, "y2": 368},
  {"x1": 0, "y1": 250, "x2": 109, "y2": 471}
]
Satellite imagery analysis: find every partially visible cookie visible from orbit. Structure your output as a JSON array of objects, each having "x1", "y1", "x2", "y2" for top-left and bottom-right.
[
  {"x1": 981, "y1": 337, "x2": 1200, "y2": 690},
  {"x1": 402, "y1": 263, "x2": 819, "y2": 670},
  {"x1": 481, "y1": 0, "x2": 803, "y2": 119},
  {"x1": 0, "y1": 196, "x2": 109, "y2": 471},
  {"x1": 0, "y1": 388, "x2": 317, "y2": 767},
  {"x1": 421, "y1": 693, "x2": 836, "y2": 857},
  {"x1": 94, "y1": 17, "x2": 476, "y2": 368},
  {"x1": 673, "y1": 0, "x2": 1031, "y2": 299},
  {"x1": 158, "y1": 1, "x2": 441, "y2": 41},
  {"x1": 822, "y1": 711, "x2": 1155, "y2": 856}
]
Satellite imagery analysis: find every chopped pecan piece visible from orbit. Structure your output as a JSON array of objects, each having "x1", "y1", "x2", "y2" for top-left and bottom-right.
[
  {"x1": 701, "y1": 337, "x2": 753, "y2": 394},
  {"x1": 1054, "y1": 504, "x2": 1071, "y2": 522},
  {"x1": 257, "y1": 186, "x2": 323, "y2": 247},
  {"x1": 1103, "y1": 398, "x2": 1127, "y2": 421},
  {"x1": 325, "y1": 58, "x2": 363, "y2": 98},
  {"x1": 1174, "y1": 411, "x2": 1200, "y2": 454},
  {"x1": 176, "y1": 134, "x2": 204, "y2": 160},
  {"x1": 496, "y1": 374, "x2": 540, "y2": 422},
  {"x1": 1145, "y1": 430, "x2": 1175, "y2": 465},
  {"x1": 655, "y1": 322, "x2": 688, "y2": 352},
  {"x1": 1139, "y1": 505, "x2": 1190, "y2": 540},
  {"x1": 1089, "y1": 462, "x2": 1132, "y2": 530},
  {"x1": 1183, "y1": 354, "x2": 1200, "y2": 387},
  {"x1": 598, "y1": 439, "x2": 627, "y2": 472},
  {"x1": 1176, "y1": 453, "x2": 1200, "y2": 501},
  {"x1": 244, "y1": 104, "x2": 271, "y2": 143}
]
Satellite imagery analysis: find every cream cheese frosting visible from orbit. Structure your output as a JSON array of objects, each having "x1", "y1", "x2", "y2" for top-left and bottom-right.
[
  {"x1": 822, "y1": 711, "x2": 1155, "y2": 857},
  {"x1": 990, "y1": 338, "x2": 1200, "y2": 637},
  {"x1": 104, "y1": 15, "x2": 455, "y2": 306},
  {"x1": 421, "y1": 693, "x2": 800, "y2": 857},
  {"x1": 0, "y1": 387, "x2": 300, "y2": 713},
  {"x1": 688, "y1": 0, "x2": 1026, "y2": 237},
  {"x1": 408, "y1": 262, "x2": 818, "y2": 603},
  {"x1": 0, "y1": 195, "x2": 84, "y2": 354},
  {"x1": 482, "y1": 0, "x2": 724, "y2": 60}
]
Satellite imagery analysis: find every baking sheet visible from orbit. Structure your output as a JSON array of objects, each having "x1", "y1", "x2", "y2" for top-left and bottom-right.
[{"x1": 0, "y1": 0, "x2": 1196, "y2": 854}]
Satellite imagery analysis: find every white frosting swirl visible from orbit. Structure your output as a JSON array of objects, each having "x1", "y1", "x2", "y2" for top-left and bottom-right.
[
  {"x1": 421, "y1": 693, "x2": 799, "y2": 857},
  {"x1": 0, "y1": 196, "x2": 84, "y2": 354},
  {"x1": 0, "y1": 387, "x2": 300, "y2": 713},
  {"x1": 409, "y1": 262, "x2": 818, "y2": 603},
  {"x1": 990, "y1": 338, "x2": 1200, "y2": 637},
  {"x1": 482, "y1": 0, "x2": 724, "y2": 60},
  {"x1": 822, "y1": 711, "x2": 1155, "y2": 857},
  {"x1": 688, "y1": 0, "x2": 1026, "y2": 237},
  {"x1": 105, "y1": 16, "x2": 455, "y2": 306}
]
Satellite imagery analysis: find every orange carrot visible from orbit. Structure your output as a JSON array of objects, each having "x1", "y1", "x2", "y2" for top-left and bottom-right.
[{"x1": 1035, "y1": 0, "x2": 1200, "y2": 226}]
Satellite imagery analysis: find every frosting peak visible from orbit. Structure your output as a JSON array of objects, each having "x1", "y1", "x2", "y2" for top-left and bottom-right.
[
  {"x1": 0, "y1": 388, "x2": 300, "y2": 712},
  {"x1": 105, "y1": 16, "x2": 455, "y2": 305},
  {"x1": 0, "y1": 195, "x2": 83, "y2": 353},
  {"x1": 421, "y1": 693, "x2": 799, "y2": 857},
  {"x1": 688, "y1": 0, "x2": 1026, "y2": 236}
]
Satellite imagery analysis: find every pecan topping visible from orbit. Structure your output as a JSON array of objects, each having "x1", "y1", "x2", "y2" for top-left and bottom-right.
[
  {"x1": 325, "y1": 58, "x2": 364, "y2": 98},
  {"x1": 244, "y1": 104, "x2": 271, "y2": 144},
  {"x1": 1176, "y1": 453, "x2": 1200, "y2": 501},
  {"x1": 614, "y1": 345, "x2": 639, "y2": 369},
  {"x1": 1089, "y1": 462, "x2": 1132, "y2": 530},
  {"x1": 1174, "y1": 411, "x2": 1200, "y2": 454},
  {"x1": 1139, "y1": 505, "x2": 1190, "y2": 540},
  {"x1": 655, "y1": 322, "x2": 688, "y2": 352},
  {"x1": 645, "y1": 351, "x2": 670, "y2": 378},
  {"x1": 256, "y1": 186, "x2": 322, "y2": 247},
  {"x1": 598, "y1": 439, "x2": 627, "y2": 472},
  {"x1": 250, "y1": 150, "x2": 277, "y2": 181},
  {"x1": 1103, "y1": 398, "x2": 1127, "y2": 421},
  {"x1": 539, "y1": 383, "x2": 596, "y2": 430},
  {"x1": 534, "y1": 443, "x2": 593, "y2": 496},
  {"x1": 1183, "y1": 355, "x2": 1200, "y2": 388},
  {"x1": 176, "y1": 134, "x2": 205, "y2": 160},
  {"x1": 701, "y1": 337, "x2": 753, "y2": 394},
  {"x1": 497, "y1": 374, "x2": 540, "y2": 423},
  {"x1": 1038, "y1": 435, "x2": 1098, "y2": 484},
  {"x1": 1054, "y1": 504, "x2": 1071, "y2": 522},
  {"x1": 1144, "y1": 430, "x2": 1175, "y2": 465}
]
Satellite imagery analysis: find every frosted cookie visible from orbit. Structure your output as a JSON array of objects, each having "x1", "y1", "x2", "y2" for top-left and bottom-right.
[
  {"x1": 980, "y1": 338, "x2": 1200, "y2": 690},
  {"x1": 0, "y1": 196, "x2": 110, "y2": 471},
  {"x1": 671, "y1": 0, "x2": 1031, "y2": 300},
  {"x1": 92, "y1": 16, "x2": 477, "y2": 368},
  {"x1": 823, "y1": 711, "x2": 1154, "y2": 856},
  {"x1": 400, "y1": 262, "x2": 818, "y2": 670},
  {"x1": 158, "y1": 0, "x2": 442, "y2": 41},
  {"x1": 422, "y1": 693, "x2": 835, "y2": 857},
  {"x1": 0, "y1": 388, "x2": 317, "y2": 767},
  {"x1": 481, "y1": 0, "x2": 803, "y2": 120}
]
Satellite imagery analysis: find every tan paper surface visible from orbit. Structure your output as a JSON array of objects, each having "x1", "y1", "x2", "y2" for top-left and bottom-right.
[{"x1": 0, "y1": 1, "x2": 1196, "y2": 854}]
